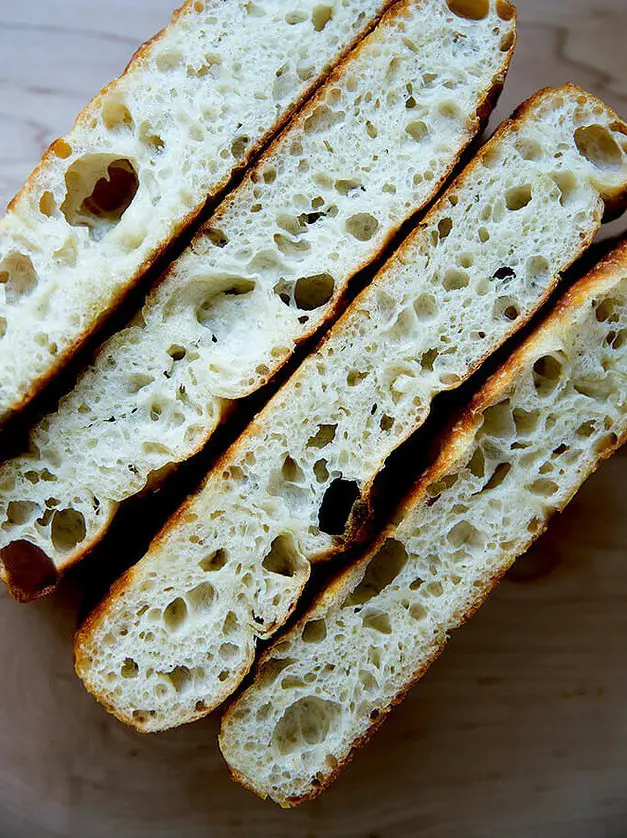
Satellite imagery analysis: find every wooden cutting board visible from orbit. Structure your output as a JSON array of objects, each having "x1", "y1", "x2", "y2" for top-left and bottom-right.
[{"x1": 1, "y1": 1, "x2": 627, "y2": 835}]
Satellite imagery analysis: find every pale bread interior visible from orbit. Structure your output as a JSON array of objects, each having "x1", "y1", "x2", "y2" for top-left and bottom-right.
[
  {"x1": 74, "y1": 86, "x2": 627, "y2": 732},
  {"x1": 0, "y1": 0, "x2": 515, "y2": 584},
  {"x1": 219, "y1": 245, "x2": 627, "y2": 806},
  {"x1": 0, "y1": 0, "x2": 393, "y2": 418}
]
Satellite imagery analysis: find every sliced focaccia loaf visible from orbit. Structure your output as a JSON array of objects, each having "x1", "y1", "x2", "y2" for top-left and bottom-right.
[
  {"x1": 220, "y1": 239, "x2": 627, "y2": 806},
  {"x1": 74, "y1": 86, "x2": 627, "y2": 732},
  {"x1": 0, "y1": 0, "x2": 400, "y2": 422},
  {"x1": 0, "y1": 0, "x2": 517, "y2": 600}
]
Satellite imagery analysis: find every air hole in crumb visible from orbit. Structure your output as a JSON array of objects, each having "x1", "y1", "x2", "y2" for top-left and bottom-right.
[
  {"x1": 231, "y1": 136, "x2": 249, "y2": 159},
  {"x1": 262, "y1": 535, "x2": 301, "y2": 578},
  {"x1": 467, "y1": 448, "x2": 485, "y2": 478},
  {"x1": 443, "y1": 269, "x2": 469, "y2": 291},
  {"x1": 196, "y1": 277, "x2": 256, "y2": 335},
  {"x1": 551, "y1": 171, "x2": 579, "y2": 206},
  {"x1": 319, "y1": 479, "x2": 360, "y2": 535},
  {"x1": 164, "y1": 665, "x2": 192, "y2": 693},
  {"x1": 345, "y1": 213, "x2": 379, "y2": 241},
  {"x1": 414, "y1": 293, "x2": 437, "y2": 319},
  {"x1": 163, "y1": 597, "x2": 188, "y2": 633},
  {"x1": 307, "y1": 424, "x2": 336, "y2": 449},
  {"x1": 533, "y1": 355, "x2": 564, "y2": 396},
  {"x1": 406, "y1": 121, "x2": 429, "y2": 143},
  {"x1": 60, "y1": 156, "x2": 139, "y2": 238},
  {"x1": 102, "y1": 96, "x2": 134, "y2": 131},
  {"x1": 335, "y1": 178, "x2": 362, "y2": 195},
  {"x1": 409, "y1": 602, "x2": 428, "y2": 621},
  {"x1": 0, "y1": 253, "x2": 38, "y2": 303},
  {"x1": 493, "y1": 266, "x2": 516, "y2": 282},
  {"x1": 513, "y1": 407, "x2": 540, "y2": 435},
  {"x1": 156, "y1": 50, "x2": 183, "y2": 71},
  {"x1": 493, "y1": 296, "x2": 520, "y2": 321},
  {"x1": 505, "y1": 184, "x2": 532, "y2": 211},
  {"x1": 439, "y1": 101, "x2": 461, "y2": 119},
  {"x1": 220, "y1": 642, "x2": 238, "y2": 661},
  {"x1": 285, "y1": 10, "x2": 307, "y2": 23},
  {"x1": 207, "y1": 228, "x2": 229, "y2": 248},
  {"x1": 527, "y1": 478, "x2": 559, "y2": 497},
  {"x1": 574, "y1": 125, "x2": 622, "y2": 170},
  {"x1": 438, "y1": 217, "x2": 453, "y2": 239},
  {"x1": 168, "y1": 345, "x2": 186, "y2": 362},
  {"x1": 282, "y1": 455, "x2": 304, "y2": 484},
  {"x1": 343, "y1": 539, "x2": 408, "y2": 607},
  {"x1": 273, "y1": 697, "x2": 340, "y2": 755},
  {"x1": 121, "y1": 658, "x2": 139, "y2": 679},
  {"x1": 596, "y1": 297, "x2": 621, "y2": 323},
  {"x1": 500, "y1": 31, "x2": 515, "y2": 51},
  {"x1": 482, "y1": 462, "x2": 511, "y2": 492},
  {"x1": 139, "y1": 123, "x2": 165, "y2": 153},
  {"x1": 347, "y1": 369, "x2": 368, "y2": 386},
  {"x1": 312, "y1": 4, "x2": 333, "y2": 31},
  {"x1": 420, "y1": 348, "x2": 439, "y2": 371},
  {"x1": 39, "y1": 191, "x2": 56, "y2": 217},
  {"x1": 50, "y1": 508, "x2": 86, "y2": 552},
  {"x1": 497, "y1": 0, "x2": 515, "y2": 19},
  {"x1": 577, "y1": 421, "x2": 596, "y2": 438},
  {"x1": 6, "y1": 501, "x2": 38, "y2": 525},
  {"x1": 199, "y1": 548, "x2": 227, "y2": 572},
  {"x1": 446, "y1": 0, "x2": 489, "y2": 18},
  {"x1": 294, "y1": 273, "x2": 335, "y2": 310},
  {"x1": 363, "y1": 611, "x2": 392, "y2": 634},
  {"x1": 447, "y1": 521, "x2": 484, "y2": 550},
  {"x1": 188, "y1": 582, "x2": 215, "y2": 616},
  {"x1": 302, "y1": 619, "x2": 327, "y2": 643},
  {"x1": 313, "y1": 459, "x2": 329, "y2": 483}
]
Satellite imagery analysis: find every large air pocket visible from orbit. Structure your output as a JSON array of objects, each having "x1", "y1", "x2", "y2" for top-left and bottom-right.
[{"x1": 60, "y1": 155, "x2": 139, "y2": 239}]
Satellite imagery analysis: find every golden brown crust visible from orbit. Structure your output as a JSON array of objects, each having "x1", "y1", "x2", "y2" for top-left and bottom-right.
[
  {"x1": 227, "y1": 237, "x2": 627, "y2": 806},
  {"x1": 3, "y1": 0, "x2": 403, "y2": 427}
]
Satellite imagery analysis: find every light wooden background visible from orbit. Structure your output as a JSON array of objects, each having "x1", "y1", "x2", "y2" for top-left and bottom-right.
[{"x1": 1, "y1": 1, "x2": 627, "y2": 836}]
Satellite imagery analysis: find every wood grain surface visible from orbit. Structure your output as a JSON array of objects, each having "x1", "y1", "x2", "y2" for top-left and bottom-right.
[{"x1": 1, "y1": 1, "x2": 627, "y2": 836}]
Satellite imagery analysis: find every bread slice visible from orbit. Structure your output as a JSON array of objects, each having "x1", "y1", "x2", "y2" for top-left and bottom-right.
[
  {"x1": 0, "y1": 0, "x2": 517, "y2": 600},
  {"x1": 74, "y1": 86, "x2": 627, "y2": 732},
  {"x1": 219, "y1": 238, "x2": 627, "y2": 806},
  {"x1": 0, "y1": 0, "x2": 403, "y2": 423}
]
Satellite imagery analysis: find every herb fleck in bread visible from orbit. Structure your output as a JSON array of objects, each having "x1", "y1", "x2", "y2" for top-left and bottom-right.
[
  {"x1": 219, "y1": 239, "x2": 627, "y2": 806},
  {"x1": 0, "y1": 0, "x2": 517, "y2": 600},
  {"x1": 0, "y1": 0, "x2": 398, "y2": 422},
  {"x1": 74, "y1": 86, "x2": 627, "y2": 732}
]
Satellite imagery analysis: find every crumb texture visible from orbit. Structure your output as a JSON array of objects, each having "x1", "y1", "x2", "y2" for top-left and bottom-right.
[
  {"x1": 0, "y1": 0, "x2": 394, "y2": 418},
  {"x1": 72, "y1": 85, "x2": 627, "y2": 732},
  {"x1": 220, "y1": 245, "x2": 627, "y2": 805},
  {"x1": 0, "y1": 0, "x2": 515, "y2": 587}
]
